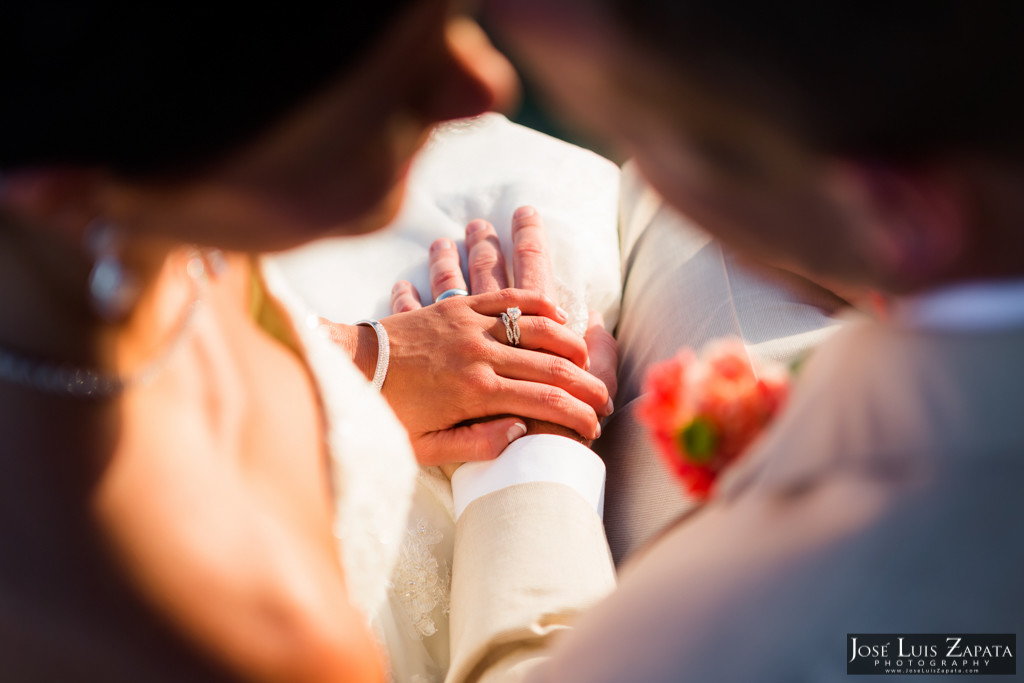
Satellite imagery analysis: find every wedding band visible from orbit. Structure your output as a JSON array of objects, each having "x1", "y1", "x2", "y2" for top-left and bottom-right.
[
  {"x1": 501, "y1": 306, "x2": 522, "y2": 347},
  {"x1": 434, "y1": 288, "x2": 469, "y2": 303}
]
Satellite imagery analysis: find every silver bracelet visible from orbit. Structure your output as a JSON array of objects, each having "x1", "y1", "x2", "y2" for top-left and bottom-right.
[{"x1": 355, "y1": 319, "x2": 390, "y2": 391}]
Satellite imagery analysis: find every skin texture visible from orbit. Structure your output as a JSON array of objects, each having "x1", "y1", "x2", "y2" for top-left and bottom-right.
[
  {"x1": 391, "y1": 207, "x2": 620, "y2": 474},
  {"x1": 0, "y1": 0, "x2": 609, "y2": 680}
]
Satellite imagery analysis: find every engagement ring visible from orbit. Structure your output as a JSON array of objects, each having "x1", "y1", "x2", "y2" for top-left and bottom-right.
[{"x1": 501, "y1": 306, "x2": 522, "y2": 346}]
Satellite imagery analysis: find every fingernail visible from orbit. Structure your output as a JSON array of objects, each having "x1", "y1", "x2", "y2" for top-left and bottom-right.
[
  {"x1": 513, "y1": 206, "x2": 536, "y2": 220},
  {"x1": 430, "y1": 239, "x2": 453, "y2": 253},
  {"x1": 556, "y1": 306, "x2": 568, "y2": 322},
  {"x1": 507, "y1": 422, "x2": 528, "y2": 444},
  {"x1": 466, "y1": 220, "x2": 488, "y2": 235},
  {"x1": 585, "y1": 357, "x2": 591, "y2": 371},
  {"x1": 604, "y1": 397, "x2": 614, "y2": 415},
  {"x1": 595, "y1": 423, "x2": 602, "y2": 440}
]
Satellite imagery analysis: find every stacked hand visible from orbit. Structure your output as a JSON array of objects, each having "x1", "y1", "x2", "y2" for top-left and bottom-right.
[{"x1": 326, "y1": 206, "x2": 617, "y2": 466}]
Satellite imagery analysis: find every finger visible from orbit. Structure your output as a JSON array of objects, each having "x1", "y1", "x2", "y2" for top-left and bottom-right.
[
  {"x1": 467, "y1": 288, "x2": 567, "y2": 323},
  {"x1": 465, "y1": 219, "x2": 509, "y2": 294},
  {"x1": 486, "y1": 314, "x2": 589, "y2": 368},
  {"x1": 429, "y1": 238, "x2": 468, "y2": 301},
  {"x1": 491, "y1": 347, "x2": 612, "y2": 417},
  {"x1": 414, "y1": 417, "x2": 529, "y2": 466},
  {"x1": 478, "y1": 377, "x2": 602, "y2": 441},
  {"x1": 511, "y1": 206, "x2": 554, "y2": 295},
  {"x1": 585, "y1": 310, "x2": 618, "y2": 411},
  {"x1": 391, "y1": 280, "x2": 424, "y2": 314}
]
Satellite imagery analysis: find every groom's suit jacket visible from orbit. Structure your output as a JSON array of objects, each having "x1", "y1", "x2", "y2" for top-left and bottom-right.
[
  {"x1": 444, "y1": 170, "x2": 1022, "y2": 682},
  {"x1": 515, "y1": 317, "x2": 1024, "y2": 682}
]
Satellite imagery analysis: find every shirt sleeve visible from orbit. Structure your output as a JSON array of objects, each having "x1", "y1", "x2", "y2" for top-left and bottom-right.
[{"x1": 450, "y1": 434, "x2": 606, "y2": 521}]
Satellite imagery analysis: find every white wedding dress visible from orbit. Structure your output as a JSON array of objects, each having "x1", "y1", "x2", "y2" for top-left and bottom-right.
[{"x1": 264, "y1": 114, "x2": 623, "y2": 682}]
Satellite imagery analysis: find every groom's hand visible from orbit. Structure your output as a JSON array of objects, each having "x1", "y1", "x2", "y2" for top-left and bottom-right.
[{"x1": 389, "y1": 206, "x2": 617, "y2": 467}]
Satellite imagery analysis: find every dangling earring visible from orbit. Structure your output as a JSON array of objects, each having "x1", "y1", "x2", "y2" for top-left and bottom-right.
[{"x1": 84, "y1": 219, "x2": 139, "y2": 322}]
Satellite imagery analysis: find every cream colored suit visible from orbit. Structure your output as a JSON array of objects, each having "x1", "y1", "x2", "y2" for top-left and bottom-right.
[
  {"x1": 521, "y1": 315, "x2": 1024, "y2": 682},
  {"x1": 600, "y1": 167, "x2": 848, "y2": 562},
  {"x1": 443, "y1": 173, "x2": 1023, "y2": 681},
  {"x1": 440, "y1": 172, "x2": 863, "y2": 682}
]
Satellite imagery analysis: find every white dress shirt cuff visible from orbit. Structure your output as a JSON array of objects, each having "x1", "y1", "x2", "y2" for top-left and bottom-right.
[{"x1": 451, "y1": 434, "x2": 606, "y2": 521}]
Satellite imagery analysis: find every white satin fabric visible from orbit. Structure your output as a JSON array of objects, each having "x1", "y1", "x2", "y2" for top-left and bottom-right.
[
  {"x1": 272, "y1": 113, "x2": 622, "y2": 335},
  {"x1": 452, "y1": 434, "x2": 606, "y2": 521}
]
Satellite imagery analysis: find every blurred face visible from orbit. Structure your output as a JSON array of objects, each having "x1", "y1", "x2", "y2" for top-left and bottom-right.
[
  {"x1": 487, "y1": 0, "x2": 877, "y2": 287},
  {"x1": 99, "y1": 0, "x2": 518, "y2": 253}
]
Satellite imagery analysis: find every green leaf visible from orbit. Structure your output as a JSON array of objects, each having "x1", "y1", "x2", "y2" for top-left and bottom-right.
[
  {"x1": 788, "y1": 349, "x2": 811, "y2": 377},
  {"x1": 677, "y1": 416, "x2": 718, "y2": 464}
]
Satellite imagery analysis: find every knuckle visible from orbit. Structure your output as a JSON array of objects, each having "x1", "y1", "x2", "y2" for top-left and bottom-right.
[
  {"x1": 546, "y1": 357, "x2": 575, "y2": 384},
  {"x1": 475, "y1": 375, "x2": 505, "y2": 402},
  {"x1": 462, "y1": 339, "x2": 492, "y2": 362},
  {"x1": 506, "y1": 288, "x2": 538, "y2": 307},
  {"x1": 541, "y1": 387, "x2": 571, "y2": 413},
  {"x1": 469, "y1": 250, "x2": 500, "y2": 274},
  {"x1": 431, "y1": 271, "x2": 463, "y2": 292},
  {"x1": 472, "y1": 369, "x2": 499, "y2": 392},
  {"x1": 514, "y1": 238, "x2": 547, "y2": 258},
  {"x1": 531, "y1": 316, "x2": 554, "y2": 337}
]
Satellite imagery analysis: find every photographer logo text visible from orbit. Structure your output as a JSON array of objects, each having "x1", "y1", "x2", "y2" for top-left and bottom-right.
[{"x1": 847, "y1": 634, "x2": 1015, "y2": 675}]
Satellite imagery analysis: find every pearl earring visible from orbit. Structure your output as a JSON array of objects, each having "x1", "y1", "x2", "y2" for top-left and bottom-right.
[{"x1": 84, "y1": 219, "x2": 140, "y2": 322}]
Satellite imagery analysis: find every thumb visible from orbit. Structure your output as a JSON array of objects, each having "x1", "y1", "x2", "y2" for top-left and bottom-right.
[
  {"x1": 585, "y1": 310, "x2": 618, "y2": 404},
  {"x1": 414, "y1": 417, "x2": 529, "y2": 466}
]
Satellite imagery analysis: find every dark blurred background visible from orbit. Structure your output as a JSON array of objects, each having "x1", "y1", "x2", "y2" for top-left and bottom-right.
[{"x1": 483, "y1": 25, "x2": 625, "y2": 165}]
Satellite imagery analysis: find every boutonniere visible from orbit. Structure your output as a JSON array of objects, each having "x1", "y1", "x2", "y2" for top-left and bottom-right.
[{"x1": 637, "y1": 338, "x2": 791, "y2": 499}]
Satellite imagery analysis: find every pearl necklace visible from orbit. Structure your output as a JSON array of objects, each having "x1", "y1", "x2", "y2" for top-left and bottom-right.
[{"x1": 0, "y1": 250, "x2": 214, "y2": 399}]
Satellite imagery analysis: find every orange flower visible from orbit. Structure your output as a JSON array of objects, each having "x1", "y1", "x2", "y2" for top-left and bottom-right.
[{"x1": 638, "y1": 338, "x2": 789, "y2": 499}]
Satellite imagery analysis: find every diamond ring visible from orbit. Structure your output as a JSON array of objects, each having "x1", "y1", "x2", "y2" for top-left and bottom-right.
[{"x1": 501, "y1": 306, "x2": 522, "y2": 346}]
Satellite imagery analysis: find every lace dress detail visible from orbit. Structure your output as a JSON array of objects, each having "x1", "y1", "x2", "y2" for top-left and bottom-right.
[
  {"x1": 257, "y1": 259, "x2": 418, "y2": 623},
  {"x1": 392, "y1": 518, "x2": 451, "y2": 638}
]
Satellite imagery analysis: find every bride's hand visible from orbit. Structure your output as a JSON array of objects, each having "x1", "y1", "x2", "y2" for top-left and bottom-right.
[{"x1": 389, "y1": 206, "x2": 618, "y2": 465}]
